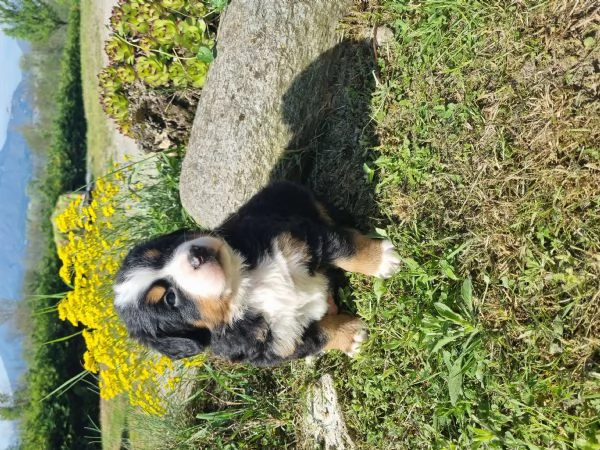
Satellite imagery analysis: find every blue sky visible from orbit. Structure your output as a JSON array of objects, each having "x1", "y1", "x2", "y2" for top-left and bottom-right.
[{"x1": 0, "y1": 30, "x2": 25, "y2": 450}]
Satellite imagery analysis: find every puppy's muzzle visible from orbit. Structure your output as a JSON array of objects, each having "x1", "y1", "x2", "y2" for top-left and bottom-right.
[{"x1": 188, "y1": 245, "x2": 217, "y2": 269}]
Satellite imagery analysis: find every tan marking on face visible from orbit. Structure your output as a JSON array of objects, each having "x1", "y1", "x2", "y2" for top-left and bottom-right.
[
  {"x1": 191, "y1": 319, "x2": 212, "y2": 329},
  {"x1": 334, "y1": 229, "x2": 383, "y2": 276},
  {"x1": 191, "y1": 295, "x2": 233, "y2": 329},
  {"x1": 314, "y1": 200, "x2": 334, "y2": 226},
  {"x1": 146, "y1": 285, "x2": 166, "y2": 305},
  {"x1": 320, "y1": 314, "x2": 364, "y2": 353},
  {"x1": 143, "y1": 249, "x2": 161, "y2": 259}
]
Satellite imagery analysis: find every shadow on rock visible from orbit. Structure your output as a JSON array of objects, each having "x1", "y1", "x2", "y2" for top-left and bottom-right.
[{"x1": 270, "y1": 39, "x2": 380, "y2": 231}]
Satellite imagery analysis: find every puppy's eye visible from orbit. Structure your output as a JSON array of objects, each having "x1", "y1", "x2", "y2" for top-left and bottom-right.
[{"x1": 164, "y1": 289, "x2": 177, "y2": 308}]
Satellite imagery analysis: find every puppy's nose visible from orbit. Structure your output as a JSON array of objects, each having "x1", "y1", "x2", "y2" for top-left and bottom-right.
[{"x1": 188, "y1": 246, "x2": 216, "y2": 269}]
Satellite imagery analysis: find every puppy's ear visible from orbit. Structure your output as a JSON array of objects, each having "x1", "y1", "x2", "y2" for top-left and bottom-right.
[{"x1": 143, "y1": 328, "x2": 211, "y2": 360}]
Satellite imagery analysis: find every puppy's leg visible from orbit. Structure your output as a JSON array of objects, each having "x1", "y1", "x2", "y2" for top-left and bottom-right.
[
  {"x1": 329, "y1": 229, "x2": 401, "y2": 279},
  {"x1": 326, "y1": 292, "x2": 338, "y2": 315},
  {"x1": 320, "y1": 314, "x2": 366, "y2": 357},
  {"x1": 289, "y1": 315, "x2": 366, "y2": 361}
]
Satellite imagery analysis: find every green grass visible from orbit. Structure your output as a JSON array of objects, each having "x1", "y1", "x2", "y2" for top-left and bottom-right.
[
  {"x1": 80, "y1": 0, "x2": 113, "y2": 176},
  {"x1": 120, "y1": 362, "x2": 294, "y2": 450},
  {"x1": 329, "y1": 0, "x2": 600, "y2": 447},
  {"x1": 100, "y1": 396, "x2": 129, "y2": 450},
  {"x1": 93, "y1": 0, "x2": 599, "y2": 448}
]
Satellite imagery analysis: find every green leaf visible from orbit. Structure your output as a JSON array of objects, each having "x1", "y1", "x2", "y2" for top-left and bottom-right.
[
  {"x1": 461, "y1": 277, "x2": 473, "y2": 313},
  {"x1": 583, "y1": 36, "x2": 596, "y2": 49},
  {"x1": 209, "y1": 0, "x2": 228, "y2": 12},
  {"x1": 470, "y1": 427, "x2": 496, "y2": 442},
  {"x1": 373, "y1": 278, "x2": 386, "y2": 301},
  {"x1": 442, "y1": 350, "x2": 453, "y2": 371},
  {"x1": 552, "y1": 315, "x2": 564, "y2": 337},
  {"x1": 439, "y1": 259, "x2": 458, "y2": 280},
  {"x1": 434, "y1": 302, "x2": 466, "y2": 324},
  {"x1": 41, "y1": 370, "x2": 90, "y2": 401},
  {"x1": 401, "y1": 257, "x2": 420, "y2": 271},
  {"x1": 475, "y1": 361, "x2": 485, "y2": 384},
  {"x1": 196, "y1": 46, "x2": 214, "y2": 63},
  {"x1": 196, "y1": 410, "x2": 241, "y2": 422},
  {"x1": 42, "y1": 330, "x2": 83, "y2": 345},
  {"x1": 363, "y1": 163, "x2": 375, "y2": 184},
  {"x1": 448, "y1": 354, "x2": 464, "y2": 405},
  {"x1": 373, "y1": 227, "x2": 388, "y2": 238},
  {"x1": 430, "y1": 333, "x2": 461, "y2": 354}
]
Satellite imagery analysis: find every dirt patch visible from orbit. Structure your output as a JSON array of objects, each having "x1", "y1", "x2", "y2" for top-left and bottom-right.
[{"x1": 126, "y1": 83, "x2": 200, "y2": 152}]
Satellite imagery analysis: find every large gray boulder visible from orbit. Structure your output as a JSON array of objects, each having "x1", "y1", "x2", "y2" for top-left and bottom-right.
[{"x1": 180, "y1": 0, "x2": 352, "y2": 228}]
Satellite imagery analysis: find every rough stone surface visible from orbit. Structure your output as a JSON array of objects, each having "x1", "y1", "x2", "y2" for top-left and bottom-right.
[{"x1": 180, "y1": 0, "x2": 352, "y2": 228}]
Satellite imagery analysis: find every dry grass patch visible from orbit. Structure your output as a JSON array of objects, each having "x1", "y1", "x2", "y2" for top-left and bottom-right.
[{"x1": 375, "y1": 0, "x2": 599, "y2": 365}]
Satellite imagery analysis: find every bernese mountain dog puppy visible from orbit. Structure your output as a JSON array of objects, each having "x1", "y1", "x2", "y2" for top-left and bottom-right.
[{"x1": 113, "y1": 182, "x2": 400, "y2": 366}]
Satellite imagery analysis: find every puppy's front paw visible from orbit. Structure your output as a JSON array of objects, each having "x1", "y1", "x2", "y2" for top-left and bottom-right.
[
  {"x1": 375, "y1": 239, "x2": 401, "y2": 279},
  {"x1": 346, "y1": 325, "x2": 367, "y2": 358},
  {"x1": 323, "y1": 315, "x2": 368, "y2": 357}
]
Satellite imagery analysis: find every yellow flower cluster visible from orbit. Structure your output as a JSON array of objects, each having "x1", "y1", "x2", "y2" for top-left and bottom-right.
[{"x1": 54, "y1": 172, "x2": 203, "y2": 415}]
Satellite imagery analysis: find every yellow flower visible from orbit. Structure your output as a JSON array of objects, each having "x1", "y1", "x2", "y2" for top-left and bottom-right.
[{"x1": 52, "y1": 163, "x2": 197, "y2": 415}]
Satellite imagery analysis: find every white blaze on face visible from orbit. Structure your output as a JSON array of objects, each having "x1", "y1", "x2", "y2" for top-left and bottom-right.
[
  {"x1": 114, "y1": 267, "x2": 162, "y2": 308},
  {"x1": 114, "y1": 236, "x2": 243, "y2": 308},
  {"x1": 166, "y1": 236, "x2": 227, "y2": 300}
]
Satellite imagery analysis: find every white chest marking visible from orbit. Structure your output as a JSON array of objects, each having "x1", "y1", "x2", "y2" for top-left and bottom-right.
[{"x1": 241, "y1": 244, "x2": 329, "y2": 357}]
